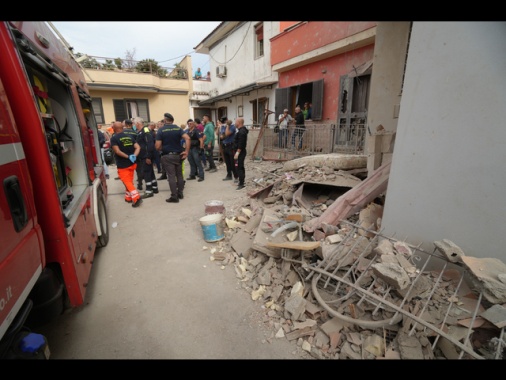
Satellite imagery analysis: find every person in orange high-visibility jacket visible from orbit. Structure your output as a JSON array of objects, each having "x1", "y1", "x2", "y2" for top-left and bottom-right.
[{"x1": 110, "y1": 121, "x2": 143, "y2": 207}]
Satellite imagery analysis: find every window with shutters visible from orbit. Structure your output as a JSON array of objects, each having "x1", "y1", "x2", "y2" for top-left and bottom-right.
[
  {"x1": 254, "y1": 22, "x2": 264, "y2": 59},
  {"x1": 92, "y1": 98, "x2": 105, "y2": 124},
  {"x1": 250, "y1": 97, "x2": 268, "y2": 127},
  {"x1": 113, "y1": 99, "x2": 150, "y2": 122},
  {"x1": 274, "y1": 79, "x2": 323, "y2": 121}
]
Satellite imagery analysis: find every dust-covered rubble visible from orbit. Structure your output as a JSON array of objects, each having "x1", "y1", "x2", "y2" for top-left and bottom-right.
[{"x1": 205, "y1": 158, "x2": 506, "y2": 359}]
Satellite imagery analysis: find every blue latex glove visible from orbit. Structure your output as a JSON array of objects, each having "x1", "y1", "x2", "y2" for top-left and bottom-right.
[{"x1": 129, "y1": 154, "x2": 136, "y2": 163}]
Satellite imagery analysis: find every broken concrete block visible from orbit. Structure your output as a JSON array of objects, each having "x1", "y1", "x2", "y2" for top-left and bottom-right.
[
  {"x1": 313, "y1": 229, "x2": 326, "y2": 242},
  {"x1": 480, "y1": 304, "x2": 506, "y2": 328},
  {"x1": 291, "y1": 281, "x2": 304, "y2": 297},
  {"x1": 339, "y1": 342, "x2": 362, "y2": 359},
  {"x1": 395, "y1": 252, "x2": 417, "y2": 275},
  {"x1": 284, "y1": 293, "x2": 307, "y2": 321},
  {"x1": 358, "y1": 203, "x2": 383, "y2": 237},
  {"x1": 321, "y1": 222, "x2": 340, "y2": 236},
  {"x1": 397, "y1": 332, "x2": 424, "y2": 359},
  {"x1": 363, "y1": 334, "x2": 384, "y2": 357},
  {"x1": 286, "y1": 230, "x2": 298, "y2": 241},
  {"x1": 393, "y1": 241, "x2": 412, "y2": 257},
  {"x1": 243, "y1": 211, "x2": 262, "y2": 233},
  {"x1": 434, "y1": 239, "x2": 466, "y2": 263},
  {"x1": 256, "y1": 267, "x2": 272, "y2": 286},
  {"x1": 325, "y1": 234, "x2": 343, "y2": 244},
  {"x1": 226, "y1": 218, "x2": 243, "y2": 229},
  {"x1": 230, "y1": 230, "x2": 254, "y2": 259},
  {"x1": 374, "y1": 238, "x2": 394, "y2": 256},
  {"x1": 461, "y1": 256, "x2": 506, "y2": 304},
  {"x1": 293, "y1": 319, "x2": 317, "y2": 330},
  {"x1": 372, "y1": 262, "x2": 411, "y2": 290},
  {"x1": 251, "y1": 285, "x2": 266, "y2": 300}
]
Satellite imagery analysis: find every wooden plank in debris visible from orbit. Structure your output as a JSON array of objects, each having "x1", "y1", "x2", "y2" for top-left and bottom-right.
[
  {"x1": 266, "y1": 241, "x2": 321, "y2": 251},
  {"x1": 303, "y1": 161, "x2": 391, "y2": 233}
]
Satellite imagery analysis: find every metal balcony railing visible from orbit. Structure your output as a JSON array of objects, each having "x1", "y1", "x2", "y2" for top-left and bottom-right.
[
  {"x1": 258, "y1": 123, "x2": 366, "y2": 157},
  {"x1": 78, "y1": 55, "x2": 188, "y2": 79}
]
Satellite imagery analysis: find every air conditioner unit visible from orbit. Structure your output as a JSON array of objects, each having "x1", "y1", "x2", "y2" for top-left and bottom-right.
[{"x1": 216, "y1": 65, "x2": 227, "y2": 78}]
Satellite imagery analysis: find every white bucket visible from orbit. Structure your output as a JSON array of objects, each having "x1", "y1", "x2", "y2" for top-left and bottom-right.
[
  {"x1": 204, "y1": 200, "x2": 225, "y2": 215},
  {"x1": 199, "y1": 213, "x2": 224, "y2": 242}
]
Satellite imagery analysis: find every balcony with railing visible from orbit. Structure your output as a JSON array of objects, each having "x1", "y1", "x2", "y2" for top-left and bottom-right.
[
  {"x1": 79, "y1": 55, "x2": 191, "y2": 93},
  {"x1": 257, "y1": 122, "x2": 366, "y2": 161}
]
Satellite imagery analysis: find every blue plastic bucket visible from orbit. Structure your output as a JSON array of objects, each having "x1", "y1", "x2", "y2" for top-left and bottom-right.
[{"x1": 199, "y1": 213, "x2": 224, "y2": 242}]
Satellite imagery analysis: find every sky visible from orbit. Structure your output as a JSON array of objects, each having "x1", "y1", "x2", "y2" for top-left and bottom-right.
[{"x1": 50, "y1": 21, "x2": 222, "y2": 74}]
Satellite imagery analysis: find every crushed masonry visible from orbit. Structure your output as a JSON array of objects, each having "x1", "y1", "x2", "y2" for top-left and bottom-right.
[{"x1": 206, "y1": 157, "x2": 506, "y2": 359}]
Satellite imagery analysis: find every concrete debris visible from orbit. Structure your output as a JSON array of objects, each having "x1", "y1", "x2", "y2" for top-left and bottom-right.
[
  {"x1": 209, "y1": 159, "x2": 506, "y2": 360},
  {"x1": 434, "y1": 239, "x2": 466, "y2": 263}
]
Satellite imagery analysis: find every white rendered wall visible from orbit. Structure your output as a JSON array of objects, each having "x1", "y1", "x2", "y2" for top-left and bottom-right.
[{"x1": 381, "y1": 22, "x2": 506, "y2": 260}]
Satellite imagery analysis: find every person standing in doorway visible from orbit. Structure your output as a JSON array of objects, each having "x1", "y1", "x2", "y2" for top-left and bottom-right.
[
  {"x1": 202, "y1": 114, "x2": 217, "y2": 173},
  {"x1": 155, "y1": 113, "x2": 190, "y2": 203},
  {"x1": 233, "y1": 117, "x2": 248, "y2": 191},
  {"x1": 291, "y1": 105, "x2": 305, "y2": 150},
  {"x1": 110, "y1": 121, "x2": 142, "y2": 207}
]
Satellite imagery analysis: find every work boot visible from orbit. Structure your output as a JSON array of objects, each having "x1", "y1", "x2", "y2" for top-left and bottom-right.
[
  {"x1": 141, "y1": 192, "x2": 153, "y2": 199},
  {"x1": 198, "y1": 178, "x2": 204, "y2": 182},
  {"x1": 166, "y1": 197, "x2": 179, "y2": 203},
  {"x1": 132, "y1": 198, "x2": 143, "y2": 208},
  {"x1": 152, "y1": 188, "x2": 159, "y2": 194},
  {"x1": 178, "y1": 192, "x2": 184, "y2": 199}
]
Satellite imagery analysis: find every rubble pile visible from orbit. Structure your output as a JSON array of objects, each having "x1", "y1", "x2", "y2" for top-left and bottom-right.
[{"x1": 209, "y1": 158, "x2": 506, "y2": 360}]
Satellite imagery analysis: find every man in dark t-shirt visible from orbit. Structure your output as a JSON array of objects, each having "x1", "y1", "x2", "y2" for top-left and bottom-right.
[
  {"x1": 155, "y1": 113, "x2": 190, "y2": 203},
  {"x1": 110, "y1": 121, "x2": 142, "y2": 207}
]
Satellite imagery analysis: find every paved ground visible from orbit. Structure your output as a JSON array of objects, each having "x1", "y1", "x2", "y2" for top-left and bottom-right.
[{"x1": 38, "y1": 160, "x2": 310, "y2": 360}]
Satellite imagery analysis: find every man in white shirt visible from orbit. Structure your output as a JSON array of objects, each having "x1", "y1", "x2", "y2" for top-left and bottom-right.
[{"x1": 278, "y1": 108, "x2": 293, "y2": 149}]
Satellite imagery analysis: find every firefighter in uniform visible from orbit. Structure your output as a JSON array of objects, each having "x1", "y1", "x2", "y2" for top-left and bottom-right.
[
  {"x1": 110, "y1": 121, "x2": 142, "y2": 207},
  {"x1": 134, "y1": 117, "x2": 158, "y2": 199},
  {"x1": 155, "y1": 113, "x2": 190, "y2": 203}
]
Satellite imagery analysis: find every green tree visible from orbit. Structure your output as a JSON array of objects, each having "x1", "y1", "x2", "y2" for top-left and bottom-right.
[
  {"x1": 103, "y1": 59, "x2": 116, "y2": 71},
  {"x1": 135, "y1": 59, "x2": 167, "y2": 77},
  {"x1": 114, "y1": 58, "x2": 123, "y2": 70}
]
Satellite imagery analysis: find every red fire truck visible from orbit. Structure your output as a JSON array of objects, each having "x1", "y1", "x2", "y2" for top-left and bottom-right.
[{"x1": 0, "y1": 21, "x2": 109, "y2": 359}]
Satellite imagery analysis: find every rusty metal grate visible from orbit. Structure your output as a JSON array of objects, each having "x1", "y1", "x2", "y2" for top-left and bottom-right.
[{"x1": 299, "y1": 220, "x2": 505, "y2": 359}]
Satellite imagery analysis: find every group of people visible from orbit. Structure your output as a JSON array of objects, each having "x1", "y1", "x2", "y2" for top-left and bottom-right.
[
  {"x1": 194, "y1": 67, "x2": 211, "y2": 80},
  {"x1": 102, "y1": 113, "x2": 248, "y2": 208},
  {"x1": 277, "y1": 102, "x2": 310, "y2": 150}
]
